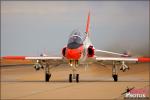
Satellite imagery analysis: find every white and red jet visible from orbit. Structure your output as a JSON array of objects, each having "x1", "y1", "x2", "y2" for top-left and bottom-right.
[{"x1": 3, "y1": 12, "x2": 150, "y2": 82}]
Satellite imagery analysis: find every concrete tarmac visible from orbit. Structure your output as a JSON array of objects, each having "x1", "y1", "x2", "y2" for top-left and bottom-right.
[{"x1": 1, "y1": 63, "x2": 149, "y2": 99}]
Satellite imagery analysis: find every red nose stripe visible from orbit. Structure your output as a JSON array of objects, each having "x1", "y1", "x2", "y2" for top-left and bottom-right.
[
  {"x1": 2, "y1": 56, "x2": 26, "y2": 60},
  {"x1": 66, "y1": 46, "x2": 83, "y2": 60},
  {"x1": 138, "y1": 57, "x2": 150, "y2": 62}
]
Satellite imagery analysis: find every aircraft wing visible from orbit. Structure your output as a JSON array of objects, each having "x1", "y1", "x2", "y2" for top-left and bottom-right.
[
  {"x1": 95, "y1": 49, "x2": 129, "y2": 57},
  {"x1": 2, "y1": 56, "x2": 64, "y2": 66},
  {"x1": 96, "y1": 56, "x2": 150, "y2": 62},
  {"x1": 2, "y1": 56, "x2": 62, "y2": 60}
]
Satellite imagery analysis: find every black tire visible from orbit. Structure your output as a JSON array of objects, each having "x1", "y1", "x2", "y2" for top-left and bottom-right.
[
  {"x1": 76, "y1": 74, "x2": 79, "y2": 82},
  {"x1": 45, "y1": 73, "x2": 51, "y2": 82},
  {"x1": 113, "y1": 75, "x2": 118, "y2": 82},
  {"x1": 69, "y1": 74, "x2": 72, "y2": 82}
]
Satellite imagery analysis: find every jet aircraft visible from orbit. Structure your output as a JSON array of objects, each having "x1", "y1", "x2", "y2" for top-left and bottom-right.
[{"x1": 2, "y1": 12, "x2": 150, "y2": 82}]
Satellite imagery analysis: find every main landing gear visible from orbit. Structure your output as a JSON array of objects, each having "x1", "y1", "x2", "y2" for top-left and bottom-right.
[
  {"x1": 69, "y1": 60, "x2": 79, "y2": 82},
  {"x1": 112, "y1": 61, "x2": 118, "y2": 82},
  {"x1": 45, "y1": 63, "x2": 51, "y2": 82},
  {"x1": 112, "y1": 61, "x2": 129, "y2": 82}
]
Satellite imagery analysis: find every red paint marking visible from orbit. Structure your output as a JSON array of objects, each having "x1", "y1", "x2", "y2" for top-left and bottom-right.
[
  {"x1": 2, "y1": 56, "x2": 25, "y2": 60},
  {"x1": 138, "y1": 57, "x2": 150, "y2": 62},
  {"x1": 86, "y1": 12, "x2": 90, "y2": 34},
  {"x1": 66, "y1": 45, "x2": 83, "y2": 60}
]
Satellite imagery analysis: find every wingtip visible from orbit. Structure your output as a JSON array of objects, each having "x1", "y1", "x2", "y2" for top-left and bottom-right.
[
  {"x1": 138, "y1": 57, "x2": 150, "y2": 62},
  {"x1": 2, "y1": 56, "x2": 26, "y2": 60}
]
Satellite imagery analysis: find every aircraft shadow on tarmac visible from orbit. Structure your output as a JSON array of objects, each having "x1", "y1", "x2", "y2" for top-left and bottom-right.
[{"x1": 1, "y1": 79, "x2": 148, "y2": 83}]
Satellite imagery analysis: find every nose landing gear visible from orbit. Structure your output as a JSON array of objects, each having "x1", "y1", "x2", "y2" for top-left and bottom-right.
[
  {"x1": 69, "y1": 73, "x2": 79, "y2": 82},
  {"x1": 69, "y1": 60, "x2": 79, "y2": 83}
]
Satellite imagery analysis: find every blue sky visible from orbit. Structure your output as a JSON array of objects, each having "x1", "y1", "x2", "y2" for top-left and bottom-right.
[{"x1": 1, "y1": 1, "x2": 149, "y2": 56}]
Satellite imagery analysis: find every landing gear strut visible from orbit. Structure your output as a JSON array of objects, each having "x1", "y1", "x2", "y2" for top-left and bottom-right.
[
  {"x1": 69, "y1": 60, "x2": 79, "y2": 82},
  {"x1": 45, "y1": 63, "x2": 51, "y2": 82},
  {"x1": 112, "y1": 61, "x2": 118, "y2": 82}
]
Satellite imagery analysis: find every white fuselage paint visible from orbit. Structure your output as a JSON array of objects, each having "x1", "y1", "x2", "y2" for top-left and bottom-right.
[{"x1": 79, "y1": 35, "x2": 95, "y2": 63}]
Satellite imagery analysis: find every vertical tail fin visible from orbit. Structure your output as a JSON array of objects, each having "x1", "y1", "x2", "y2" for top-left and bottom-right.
[{"x1": 85, "y1": 11, "x2": 90, "y2": 36}]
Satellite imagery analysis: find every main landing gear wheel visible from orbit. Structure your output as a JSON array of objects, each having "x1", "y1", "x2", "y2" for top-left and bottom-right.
[
  {"x1": 69, "y1": 74, "x2": 79, "y2": 82},
  {"x1": 112, "y1": 61, "x2": 118, "y2": 82},
  {"x1": 76, "y1": 74, "x2": 79, "y2": 82},
  {"x1": 45, "y1": 73, "x2": 51, "y2": 82},
  {"x1": 112, "y1": 75, "x2": 118, "y2": 82},
  {"x1": 69, "y1": 74, "x2": 72, "y2": 82}
]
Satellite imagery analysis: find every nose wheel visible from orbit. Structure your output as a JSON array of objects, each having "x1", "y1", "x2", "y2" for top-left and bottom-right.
[{"x1": 69, "y1": 74, "x2": 79, "y2": 82}]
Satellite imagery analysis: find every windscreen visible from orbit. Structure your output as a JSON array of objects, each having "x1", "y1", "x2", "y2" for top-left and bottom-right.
[{"x1": 67, "y1": 30, "x2": 85, "y2": 49}]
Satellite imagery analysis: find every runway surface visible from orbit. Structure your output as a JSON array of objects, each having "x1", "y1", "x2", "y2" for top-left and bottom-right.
[{"x1": 1, "y1": 63, "x2": 149, "y2": 99}]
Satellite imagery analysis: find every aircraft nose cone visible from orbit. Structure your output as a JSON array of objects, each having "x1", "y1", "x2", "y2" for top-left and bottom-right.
[{"x1": 66, "y1": 46, "x2": 83, "y2": 60}]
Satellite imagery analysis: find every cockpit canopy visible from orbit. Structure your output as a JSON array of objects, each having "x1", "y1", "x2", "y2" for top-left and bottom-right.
[
  {"x1": 69, "y1": 29, "x2": 86, "y2": 40},
  {"x1": 67, "y1": 29, "x2": 86, "y2": 49}
]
